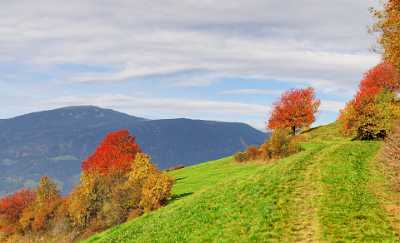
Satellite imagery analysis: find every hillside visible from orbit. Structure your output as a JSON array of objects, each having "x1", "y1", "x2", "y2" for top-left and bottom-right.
[
  {"x1": 0, "y1": 106, "x2": 266, "y2": 195},
  {"x1": 85, "y1": 123, "x2": 400, "y2": 242}
]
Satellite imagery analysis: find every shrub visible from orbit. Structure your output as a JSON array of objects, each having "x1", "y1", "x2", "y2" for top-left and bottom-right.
[
  {"x1": 246, "y1": 146, "x2": 260, "y2": 160},
  {"x1": 259, "y1": 142, "x2": 273, "y2": 160},
  {"x1": 127, "y1": 153, "x2": 174, "y2": 212},
  {"x1": 268, "y1": 129, "x2": 290, "y2": 158},
  {"x1": 234, "y1": 146, "x2": 261, "y2": 163},
  {"x1": 0, "y1": 189, "x2": 36, "y2": 234},
  {"x1": 140, "y1": 173, "x2": 174, "y2": 212},
  {"x1": 235, "y1": 129, "x2": 302, "y2": 163},
  {"x1": 340, "y1": 91, "x2": 400, "y2": 140},
  {"x1": 234, "y1": 151, "x2": 250, "y2": 163}
]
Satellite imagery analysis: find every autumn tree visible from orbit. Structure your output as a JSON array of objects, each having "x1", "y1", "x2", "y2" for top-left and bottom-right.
[
  {"x1": 67, "y1": 172, "x2": 111, "y2": 229},
  {"x1": 67, "y1": 130, "x2": 174, "y2": 233},
  {"x1": 358, "y1": 62, "x2": 400, "y2": 93},
  {"x1": 339, "y1": 62, "x2": 400, "y2": 139},
  {"x1": 0, "y1": 189, "x2": 36, "y2": 234},
  {"x1": 372, "y1": 0, "x2": 400, "y2": 71},
  {"x1": 0, "y1": 130, "x2": 174, "y2": 240},
  {"x1": 20, "y1": 176, "x2": 62, "y2": 232},
  {"x1": 268, "y1": 87, "x2": 320, "y2": 135},
  {"x1": 126, "y1": 153, "x2": 174, "y2": 213},
  {"x1": 81, "y1": 130, "x2": 140, "y2": 175}
]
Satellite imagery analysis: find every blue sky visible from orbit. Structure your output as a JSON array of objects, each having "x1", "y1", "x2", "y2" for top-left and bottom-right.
[{"x1": 0, "y1": 0, "x2": 381, "y2": 130}]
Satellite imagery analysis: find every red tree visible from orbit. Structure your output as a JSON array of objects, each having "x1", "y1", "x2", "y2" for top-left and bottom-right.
[
  {"x1": 82, "y1": 130, "x2": 141, "y2": 175},
  {"x1": 268, "y1": 87, "x2": 320, "y2": 135},
  {"x1": 352, "y1": 62, "x2": 399, "y2": 111},
  {"x1": 358, "y1": 62, "x2": 399, "y2": 95},
  {"x1": 339, "y1": 62, "x2": 400, "y2": 139},
  {"x1": 0, "y1": 189, "x2": 36, "y2": 233}
]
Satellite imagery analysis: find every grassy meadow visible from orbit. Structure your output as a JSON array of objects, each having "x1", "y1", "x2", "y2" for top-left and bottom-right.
[{"x1": 84, "y1": 124, "x2": 400, "y2": 242}]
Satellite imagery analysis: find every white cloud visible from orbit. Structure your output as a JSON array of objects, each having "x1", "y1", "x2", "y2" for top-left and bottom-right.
[
  {"x1": 320, "y1": 100, "x2": 345, "y2": 112},
  {"x1": 42, "y1": 94, "x2": 270, "y2": 116},
  {"x1": 220, "y1": 89, "x2": 282, "y2": 96},
  {"x1": 0, "y1": 0, "x2": 381, "y2": 93}
]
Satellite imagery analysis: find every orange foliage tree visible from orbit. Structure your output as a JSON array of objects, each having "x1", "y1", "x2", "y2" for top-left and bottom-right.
[
  {"x1": 0, "y1": 189, "x2": 36, "y2": 234},
  {"x1": 19, "y1": 176, "x2": 62, "y2": 233},
  {"x1": 372, "y1": 0, "x2": 400, "y2": 71},
  {"x1": 81, "y1": 130, "x2": 140, "y2": 175},
  {"x1": 339, "y1": 62, "x2": 400, "y2": 139},
  {"x1": 358, "y1": 62, "x2": 400, "y2": 95},
  {"x1": 68, "y1": 130, "x2": 174, "y2": 232},
  {"x1": 268, "y1": 87, "x2": 320, "y2": 135}
]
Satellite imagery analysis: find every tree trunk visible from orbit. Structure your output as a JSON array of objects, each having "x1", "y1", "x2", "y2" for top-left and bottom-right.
[{"x1": 292, "y1": 126, "x2": 296, "y2": 136}]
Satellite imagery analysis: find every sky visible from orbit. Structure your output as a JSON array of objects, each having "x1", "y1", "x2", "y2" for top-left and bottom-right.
[{"x1": 0, "y1": 0, "x2": 382, "y2": 130}]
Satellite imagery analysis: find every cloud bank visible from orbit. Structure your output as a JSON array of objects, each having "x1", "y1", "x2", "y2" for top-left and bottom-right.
[{"x1": 0, "y1": 0, "x2": 381, "y2": 129}]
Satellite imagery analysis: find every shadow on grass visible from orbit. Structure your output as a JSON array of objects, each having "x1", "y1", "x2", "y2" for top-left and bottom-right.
[{"x1": 168, "y1": 192, "x2": 194, "y2": 204}]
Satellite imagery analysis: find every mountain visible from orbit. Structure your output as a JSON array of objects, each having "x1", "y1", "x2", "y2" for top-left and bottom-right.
[{"x1": 0, "y1": 106, "x2": 267, "y2": 195}]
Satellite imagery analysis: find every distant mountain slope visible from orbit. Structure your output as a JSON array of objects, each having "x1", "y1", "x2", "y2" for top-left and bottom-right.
[{"x1": 0, "y1": 106, "x2": 267, "y2": 195}]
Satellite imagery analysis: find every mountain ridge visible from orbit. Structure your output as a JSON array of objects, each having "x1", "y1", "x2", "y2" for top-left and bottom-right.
[{"x1": 0, "y1": 106, "x2": 267, "y2": 195}]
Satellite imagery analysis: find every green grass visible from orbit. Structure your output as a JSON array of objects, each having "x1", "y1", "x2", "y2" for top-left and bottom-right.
[
  {"x1": 168, "y1": 156, "x2": 266, "y2": 201},
  {"x1": 84, "y1": 124, "x2": 400, "y2": 242}
]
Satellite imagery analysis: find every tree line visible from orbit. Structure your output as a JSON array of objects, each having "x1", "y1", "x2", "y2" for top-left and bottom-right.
[{"x1": 0, "y1": 130, "x2": 174, "y2": 242}]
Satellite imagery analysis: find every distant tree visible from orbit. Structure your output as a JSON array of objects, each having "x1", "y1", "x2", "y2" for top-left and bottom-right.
[
  {"x1": 0, "y1": 189, "x2": 36, "y2": 234},
  {"x1": 36, "y1": 176, "x2": 61, "y2": 204},
  {"x1": 268, "y1": 87, "x2": 320, "y2": 135},
  {"x1": 20, "y1": 176, "x2": 62, "y2": 232},
  {"x1": 372, "y1": 0, "x2": 400, "y2": 71},
  {"x1": 81, "y1": 129, "x2": 140, "y2": 175}
]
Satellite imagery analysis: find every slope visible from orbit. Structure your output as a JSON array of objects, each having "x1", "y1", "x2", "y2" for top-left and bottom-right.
[{"x1": 85, "y1": 123, "x2": 400, "y2": 242}]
